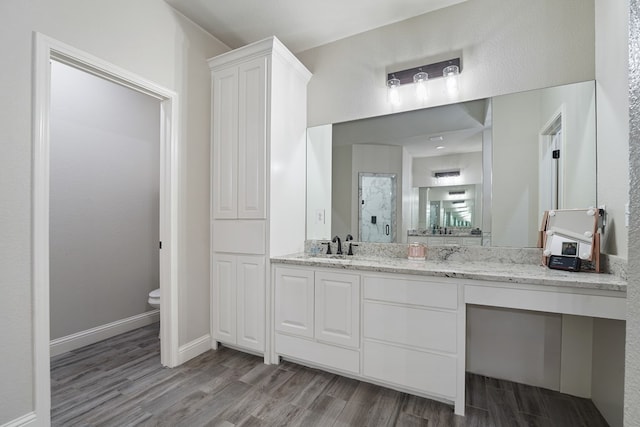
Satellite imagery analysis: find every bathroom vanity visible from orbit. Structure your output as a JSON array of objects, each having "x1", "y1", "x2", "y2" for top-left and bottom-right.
[{"x1": 270, "y1": 251, "x2": 626, "y2": 416}]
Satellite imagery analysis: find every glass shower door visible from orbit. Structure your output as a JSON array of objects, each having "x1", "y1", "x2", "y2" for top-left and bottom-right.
[{"x1": 359, "y1": 173, "x2": 397, "y2": 243}]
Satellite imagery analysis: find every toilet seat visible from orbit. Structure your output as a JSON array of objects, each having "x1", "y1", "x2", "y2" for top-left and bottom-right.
[{"x1": 148, "y1": 288, "x2": 160, "y2": 308}]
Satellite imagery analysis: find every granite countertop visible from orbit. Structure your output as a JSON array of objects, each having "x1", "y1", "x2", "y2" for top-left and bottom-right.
[{"x1": 271, "y1": 253, "x2": 627, "y2": 293}]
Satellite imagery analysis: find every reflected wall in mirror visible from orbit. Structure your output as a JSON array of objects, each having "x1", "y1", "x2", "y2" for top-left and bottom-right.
[
  {"x1": 306, "y1": 81, "x2": 596, "y2": 248},
  {"x1": 491, "y1": 80, "x2": 596, "y2": 247}
]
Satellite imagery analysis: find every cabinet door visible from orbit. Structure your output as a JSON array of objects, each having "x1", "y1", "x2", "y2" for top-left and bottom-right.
[
  {"x1": 236, "y1": 255, "x2": 265, "y2": 351},
  {"x1": 237, "y1": 57, "x2": 267, "y2": 219},
  {"x1": 315, "y1": 272, "x2": 360, "y2": 348},
  {"x1": 274, "y1": 267, "x2": 314, "y2": 338},
  {"x1": 212, "y1": 67, "x2": 239, "y2": 219},
  {"x1": 211, "y1": 254, "x2": 237, "y2": 343}
]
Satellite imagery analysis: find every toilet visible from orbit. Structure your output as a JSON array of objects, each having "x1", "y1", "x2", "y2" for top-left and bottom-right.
[
  {"x1": 148, "y1": 288, "x2": 161, "y2": 338},
  {"x1": 148, "y1": 288, "x2": 160, "y2": 309}
]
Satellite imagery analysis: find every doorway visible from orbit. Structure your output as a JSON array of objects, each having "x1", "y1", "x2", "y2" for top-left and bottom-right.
[
  {"x1": 33, "y1": 33, "x2": 180, "y2": 422},
  {"x1": 49, "y1": 60, "x2": 161, "y2": 353},
  {"x1": 539, "y1": 108, "x2": 565, "y2": 223}
]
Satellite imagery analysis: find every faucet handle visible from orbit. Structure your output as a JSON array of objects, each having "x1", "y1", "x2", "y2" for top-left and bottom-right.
[
  {"x1": 345, "y1": 234, "x2": 354, "y2": 241},
  {"x1": 347, "y1": 243, "x2": 359, "y2": 256},
  {"x1": 321, "y1": 242, "x2": 332, "y2": 255}
]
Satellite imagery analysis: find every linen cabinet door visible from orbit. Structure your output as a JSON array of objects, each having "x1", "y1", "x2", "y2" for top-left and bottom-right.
[
  {"x1": 237, "y1": 57, "x2": 267, "y2": 219},
  {"x1": 211, "y1": 254, "x2": 237, "y2": 344},
  {"x1": 236, "y1": 255, "x2": 265, "y2": 351},
  {"x1": 274, "y1": 267, "x2": 314, "y2": 338},
  {"x1": 314, "y1": 271, "x2": 360, "y2": 348},
  {"x1": 211, "y1": 67, "x2": 239, "y2": 219}
]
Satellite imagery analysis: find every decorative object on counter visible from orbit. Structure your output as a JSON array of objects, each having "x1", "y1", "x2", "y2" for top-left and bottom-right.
[
  {"x1": 540, "y1": 208, "x2": 603, "y2": 272},
  {"x1": 309, "y1": 240, "x2": 322, "y2": 255},
  {"x1": 408, "y1": 242, "x2": 426, "y2": 260}
]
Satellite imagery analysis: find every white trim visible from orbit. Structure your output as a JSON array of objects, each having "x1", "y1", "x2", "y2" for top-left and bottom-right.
[
  {"x1": 0, "y1": 412, "x2": 37, "y2": 427},
  {"x1": 177, "y1": 334, "x2": 212, "y2": 364},
  {"x1": 50, "y1": 311, "x2": 160, "y2": 357},
  {"x1": 32, "y1": 32, "x2": 181, "y2": 425}
]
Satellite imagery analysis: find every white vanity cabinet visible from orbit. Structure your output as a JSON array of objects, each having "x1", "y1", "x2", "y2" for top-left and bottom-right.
[
  {"x1": 211, "y1": 57, "x2": 266, "y2": 219},
  {"x1": 274, "y1": 266, "x2": 361, "y2": 374},
  {"x1": 273, "y1": 264, "x2": 465, "y2": 413},
  {"x1": 408, "y1": 235, "x2": 482, "y2": 246},
  {"x1": 209, "y1": 37, "x2": 311, "y2": 358},
  {"x1": 212, "y1": 254, "x2": 265, "y2": 352},
  {"x1": 361, "y1": 275, "x2": 463, "y2": 405}
]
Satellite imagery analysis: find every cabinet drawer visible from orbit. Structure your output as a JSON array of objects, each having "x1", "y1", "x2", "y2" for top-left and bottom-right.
[
  {"x1": 363, "y1": 340, "x2": 457, "y2": 398},
  {"x1": 212, "y1": 220, "x2": 265, "y2": 254},
  {"x1": 363, "y1": 276, "x2": 458, "y2": 309},
  {"x1": 276, "y1": 333, "x2": 359, "y2": 374},
  {"x1": 463, "y1": 237, "x2": 482, "y2": 246},
  {"x1": 363, "y1": 302, "x2": 457, "y2": 353},
  {"x1": 428, "y1": 237, "x2": 445, "y2": 245}
]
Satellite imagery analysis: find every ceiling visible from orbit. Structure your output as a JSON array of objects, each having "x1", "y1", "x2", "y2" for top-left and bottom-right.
[
  {"x1": 165, "y1": 0, "x2": 466, "y2": 53},
  {"x1": 332, "y1": 99, "x2": 491, "y2": 158}
]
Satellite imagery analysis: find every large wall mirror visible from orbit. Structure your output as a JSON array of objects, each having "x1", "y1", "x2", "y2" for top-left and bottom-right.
[{"x1": 306, "y1": 80, "x2": 596, "y2": 248}]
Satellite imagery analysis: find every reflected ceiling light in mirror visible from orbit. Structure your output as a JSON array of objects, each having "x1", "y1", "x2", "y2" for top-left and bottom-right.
[
  {"x1": 413, "y1": 69, "x2": 428, "y2": 102},
  {"x1": 386, "y1": 74, "x2": 401, "y2": 106},
  {"x1": 386, "y1": 58, "x2": 461, "y2": 105},
  {"x1": 443, "y1": 65, "x2": 460, "y2": 96}
]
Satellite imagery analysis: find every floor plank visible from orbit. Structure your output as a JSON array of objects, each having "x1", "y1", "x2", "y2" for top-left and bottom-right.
[{"x1": 51, "y1": 323, "x2": 610, "y2": 426}]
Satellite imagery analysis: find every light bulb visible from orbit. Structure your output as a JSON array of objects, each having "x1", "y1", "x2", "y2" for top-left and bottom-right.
[
  {"x1": 443, "y1": 65, "x2": 459, "y2": 96},
  {"x1": 413, "y1": 70, "x2": 428, "y2": 102},
  {"x1": 387, "y1": 75, "x2": 401, "y2": 106}
]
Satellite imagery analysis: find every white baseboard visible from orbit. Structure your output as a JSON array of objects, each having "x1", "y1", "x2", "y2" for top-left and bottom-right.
[
  {"x1": 50, "y1": 310, "x2": 160, "y2": 357},
  {"x1": 178, "y1": 334, "x2": 211, "y2": 364},
  {"x1": 0, "y1": 412, "x2": 36, "y2": 427}
]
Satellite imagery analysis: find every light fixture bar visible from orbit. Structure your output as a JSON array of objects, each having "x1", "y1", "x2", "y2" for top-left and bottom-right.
[
  {"x1": 435, "y1": 170, "x2": 461, "y2": 178},
  {"x1": 387, "y1": 58, "x2": 461, "y2": 85}
]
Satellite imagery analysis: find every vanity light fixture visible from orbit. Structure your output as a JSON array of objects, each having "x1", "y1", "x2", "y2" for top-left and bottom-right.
[
  {"x1": 429, "y1": 135, "x2": 444, "y2": 142},
  {"x1": 435, "y1": 170, "x2": 461, "y2": 178},
  {"x1": 386, "y1": 58, "x2": 461, "y2": 105},
  {"x1": 436, "y1": 145, "x2": 445, "y2": 150}
]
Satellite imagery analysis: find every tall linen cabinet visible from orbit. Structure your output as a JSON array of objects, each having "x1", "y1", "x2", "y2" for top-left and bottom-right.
[{"x1": 208, "y1": 37, "x2": 311, "y2": 360}]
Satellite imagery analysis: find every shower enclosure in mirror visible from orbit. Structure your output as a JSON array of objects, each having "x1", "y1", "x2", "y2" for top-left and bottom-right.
[
  {"x1": 359, "y1": 173, "x2": 397, "y2": 242},
  {"x1": 306, "y1": 80, "x2": 596, "y2": 248}
]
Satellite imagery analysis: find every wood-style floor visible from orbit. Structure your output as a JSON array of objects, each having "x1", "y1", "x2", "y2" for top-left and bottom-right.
[{"x1": 51, "y1": 324, "x2": 609, "y2": 426}]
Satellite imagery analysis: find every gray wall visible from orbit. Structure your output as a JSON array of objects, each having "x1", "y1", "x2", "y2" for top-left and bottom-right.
[
  {"x1": 49, "y1": 61, "x2": 159, "y2": 340},
  {"x1": 298, "y1": 0, "x2": 595, "y2": 128}
]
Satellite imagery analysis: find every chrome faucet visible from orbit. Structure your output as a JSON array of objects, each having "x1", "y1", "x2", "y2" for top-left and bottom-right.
[{"x1": 332, "y1": 235, "x2": 342, "y2": 255}]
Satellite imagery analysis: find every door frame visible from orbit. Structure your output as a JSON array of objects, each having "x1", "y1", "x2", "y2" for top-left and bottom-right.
[
  {"x1": 538, "y1": 104, "x2": 566, "y2": 220},
  {"x1": 32, "y1": 33, "x2": 181, "y2": 421}
]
